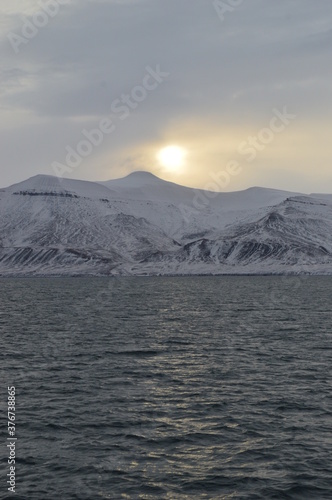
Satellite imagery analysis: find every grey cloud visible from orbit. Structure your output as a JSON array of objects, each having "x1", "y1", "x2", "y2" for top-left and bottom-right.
[{"x1": 0, "y1": 0, "x2": 331, "y2": 188}]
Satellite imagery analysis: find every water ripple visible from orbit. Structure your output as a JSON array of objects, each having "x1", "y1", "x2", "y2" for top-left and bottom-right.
[{"x1": 0, "y1": 276, "x2": 331, "y2": 499}]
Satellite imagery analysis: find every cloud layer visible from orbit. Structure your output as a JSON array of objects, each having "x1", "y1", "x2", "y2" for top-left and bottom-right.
[{"x1": 0, "y1": 0, "x2": 331, "y2": 192}]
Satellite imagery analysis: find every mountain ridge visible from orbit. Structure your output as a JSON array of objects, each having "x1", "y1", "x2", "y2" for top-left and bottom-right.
[{"x1": 1, "y1": 173, "x2": 332, "y2": 276}]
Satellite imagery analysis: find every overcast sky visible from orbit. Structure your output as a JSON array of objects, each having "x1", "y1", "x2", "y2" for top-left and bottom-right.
[{"x1": 0, "y1": 0, "x2": 331, "y2": 192}]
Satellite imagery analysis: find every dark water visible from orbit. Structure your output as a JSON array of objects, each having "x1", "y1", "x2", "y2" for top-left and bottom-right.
[{"x1": 0, "y1": 276, "x2": 331, "y2": 499}]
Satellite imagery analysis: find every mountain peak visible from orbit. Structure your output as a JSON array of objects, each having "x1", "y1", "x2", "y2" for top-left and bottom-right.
[
  {"x1": 114, "y1": 171, "x2": 163, "y2": 184},
  {"x1": 102, "y1": 170, "x2": 167, "y2": 189},
  {"x1": 126, "y1": 171, "x2": 159, "y2": 179},
  {"x1": 5, "y1": 173, "x2": 114, "y2": 200}
]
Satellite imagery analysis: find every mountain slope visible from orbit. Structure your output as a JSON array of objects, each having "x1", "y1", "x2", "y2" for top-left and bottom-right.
[
  {"x1": 138, "y1": 196, "x2": 332, "y2": 275},
  {"x1": 0, "y1": 175, "x2": 180, "y2": 275},
  {"x1": 1, "y1": 173, "x2": 332, "y2": 275}
]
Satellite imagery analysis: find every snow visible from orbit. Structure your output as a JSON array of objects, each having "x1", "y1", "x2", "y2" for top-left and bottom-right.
[
  {"x1": 1, "y1": 172, "x2": 332, "y2": 276},
  {"x1": 100, "y1": 171, "x2": 299, "y2": 209},
  {"x1": 6, "y1": 174, "x2": 116, "y2": 200}
]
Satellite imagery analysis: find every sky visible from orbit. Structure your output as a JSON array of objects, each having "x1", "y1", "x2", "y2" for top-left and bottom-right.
[{"x1": 0, "y1": 0, "x2": 331, "y2": 193}]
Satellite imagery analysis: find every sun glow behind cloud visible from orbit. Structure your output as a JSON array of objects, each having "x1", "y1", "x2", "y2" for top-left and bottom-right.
[
  {"x1": 91, "y1": 115, "x2": 332, "y2": 193},
  {"x1": 157, "y1": 145, "x2": 187, "y2": 173},
  {"x1": 0, "y1": 0, "x2": 332, "y2": 192}
]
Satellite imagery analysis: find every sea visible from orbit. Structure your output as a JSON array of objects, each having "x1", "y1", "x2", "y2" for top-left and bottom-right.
[{"x1": 0, "y1": 276, "x2": 331, "y2": 499}]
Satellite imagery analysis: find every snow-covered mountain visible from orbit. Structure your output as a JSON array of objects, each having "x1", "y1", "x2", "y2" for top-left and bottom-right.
[{"x1": 0, "y1": 172, "x2": 332, "y2": 275}]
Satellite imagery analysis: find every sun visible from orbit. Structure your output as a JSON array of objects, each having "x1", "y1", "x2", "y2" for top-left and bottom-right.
[{"x1": 157, "y1": 145, "x2": 187, "y2": 172}]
